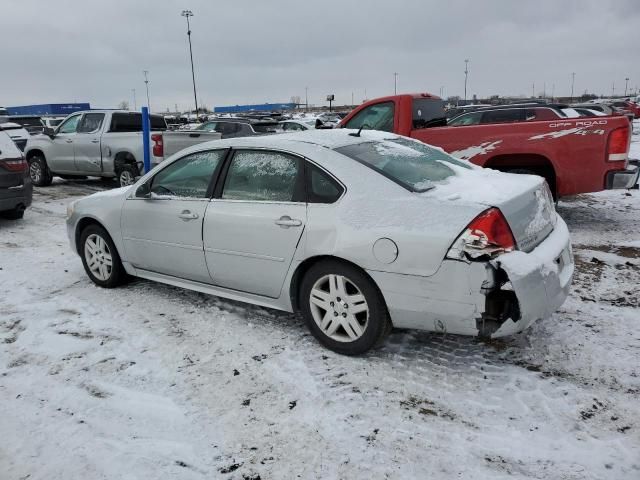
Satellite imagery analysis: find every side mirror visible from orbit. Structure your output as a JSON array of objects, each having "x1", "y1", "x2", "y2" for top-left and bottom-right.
[
  {"x1": 43, "y1": 127, "x2": 56, "y2": 138},
  {"x1": 135, "y1": 181, "x2": 151, "y2": 198},
  {"x1": 315, "y1": 119, "x2": 324, "y2": 129}
]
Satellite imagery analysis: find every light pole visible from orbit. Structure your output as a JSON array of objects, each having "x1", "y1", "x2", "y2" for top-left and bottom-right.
[
  {"x1": 570, "y1": 72, "x2": 575, "y2": 102},
  {"x1": 624, "y1": 77, "x2": 629, "y2": 97},
  {"x1": 132, "y1": 89, "x2": 137, "y2": 111},
  {"x1": 394, "y1": 72, "x2": 398, "y2": 95},
  {"x1": 464, "y1": 59, "x2": 469, "y2": 102},
  {"x1": 305, "y1": 86, "x2": 308, "y2": 112},
  {"x1": 181, "y1": 10, "x2": 199, "y2": 116},
  {"x1": 143, "y1": 70, "x2": 151, "y2": 111}
]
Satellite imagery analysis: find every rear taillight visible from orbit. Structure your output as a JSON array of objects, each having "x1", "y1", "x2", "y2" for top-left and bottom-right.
[
  {"x1": 607, "y1": 125, "x2": 630, "y2": 162},
  {"x1": 0, "y1": 157, "x2": 28, "y2": 172},
  {"x1": 151, "y1": 133, "x2": 163, "y2": 157},
  {"x1": 447, "y1": 208, "x2": 516, "y2": 261}
]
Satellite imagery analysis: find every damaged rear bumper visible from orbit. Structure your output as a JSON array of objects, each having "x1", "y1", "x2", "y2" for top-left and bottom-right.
[
  {"x1": 605, "y1": 161, "x2": 639, "y2": 190},
  {"x1": 487, "y1": 216, "x2": 574, "y2": 337},
  {"x1": 368, "y1": 215, "x2": 573, "y2": 338}
]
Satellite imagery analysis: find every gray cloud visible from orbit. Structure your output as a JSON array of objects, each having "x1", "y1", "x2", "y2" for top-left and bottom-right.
[{"x1": 1, "y1": 0, "x2": 639, "y2": 112}]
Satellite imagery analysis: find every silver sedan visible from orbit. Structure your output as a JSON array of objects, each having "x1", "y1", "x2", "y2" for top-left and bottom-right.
[{"x1": 66, "y1": 129, "x2": 574, "y2": 355}]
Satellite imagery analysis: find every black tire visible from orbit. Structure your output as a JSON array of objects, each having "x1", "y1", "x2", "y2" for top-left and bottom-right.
[
  {"x1": 79, "y1": 224, "x2": 128, "y2": 288},
  {"x1": 28, "y1": 155, "x2": 53, "y2": 186},
  {"x1": 299, "y1": 260, "x2": 391, "y2": 355},
  {"x1": 116, "y1": 164, "x2": 139, "y2": 187},
  {"x1": 0, "y1": 205, "x2": 25, "y2": 220}
]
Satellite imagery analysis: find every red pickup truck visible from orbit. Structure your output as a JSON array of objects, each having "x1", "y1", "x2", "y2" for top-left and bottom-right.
[{"x1": 339, "y1": 93, "x2": 638, "y2": 197}]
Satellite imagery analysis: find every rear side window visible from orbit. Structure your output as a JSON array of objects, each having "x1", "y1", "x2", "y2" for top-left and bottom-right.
[
  {"x1": 344, "y1": 102, "x2": 395, "y2": 132},
  {"x1": 110, "y1": 113, "x2": 167, "y2": 132},
  {"x1": 77, "y1": 113, "x2": 105, "y2": 133},
  {"x1": 335, "y1": 137, "x2": 470, "y2": 192},
  {"x1": 482, "y1": 109, "x2": 526, "y2": 124},
  {"x1": 412, "y1": 98, "x2": 447, "y2": 129},
  {"x1": 306, "y1": 164, "x2": 344, "y2": 203},
  {"x1": 222, "y1": 150, "x2": 302, "y2": 202}
]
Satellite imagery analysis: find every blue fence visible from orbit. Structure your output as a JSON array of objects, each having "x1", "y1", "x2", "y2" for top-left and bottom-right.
[{"x1": 7, "y1": 103, "x2": 91, "y2": 116}]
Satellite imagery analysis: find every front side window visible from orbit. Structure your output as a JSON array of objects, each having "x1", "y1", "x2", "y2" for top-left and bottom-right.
[
  {"x1": 58, "y1": 114, "x2": 81, "y2": 134},
  {"x1": 222, "y1": 150, "x2": 301, "y2": 202},
  {"x1": 77, "y1": 113, "x2": 105, "y2": 133},
  {"x1": 448, "y1": 111, "x2": 482, "y2": 126},
  {"x1": 335, "y1": 137, "x2": 470, "y2": 192},
  {"x1": 150, "y1": 150, "x2": 225, "y2": 198},
  {"x1": 344, "y1": 102, "x2": 395, "y2": 132}
]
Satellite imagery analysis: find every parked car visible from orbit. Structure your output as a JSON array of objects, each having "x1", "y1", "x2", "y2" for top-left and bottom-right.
[
  {"x1": 571, "y1": 103, "x2": 616, "y2": 116},
  {"x1": 66, "y1": 129, "x2": 573, "y2": 355},
  {"x1": 24, "y1": 110, "x2": 167, "y2": 187},
  {"x1": 0, "y1": 129, "x2": 32, "y2": 219},
  {"x1": 0, "y1": 121, "x2": 30, "y2": 151},
  {"x1": 448, "y1": 104, "x2": 571, "y2": 126},
  {"x1": 340, "y1": 93, "x2": 639, "y2": 198},
  {"x1": 153, "y1": 118, "x2": 281, "y2": 162},
  {"x1": 8, "y1": 115, "x2": 44, "y2": 135},
  {"x1": 279, "y1": 119, "x2": 320, "y2": 131},
  {"x1": 41, "y1": 116, "x2": 66, "y2": 129}
]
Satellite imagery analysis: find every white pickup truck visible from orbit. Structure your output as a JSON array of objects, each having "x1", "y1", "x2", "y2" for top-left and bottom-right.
[{"x1": 24, "y1": 110, "x2": 167, "y2": 187}]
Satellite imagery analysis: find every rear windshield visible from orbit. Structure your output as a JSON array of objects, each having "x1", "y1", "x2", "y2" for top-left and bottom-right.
[
  {"x1": 335, "y1": 137, "x2": 470, "y2": 192},
  {"x1": 412, "y1": 98, "x2": 447, "y2": 129},
  {"x1": 109, "y1": 113, "x2": 167, "y2": 132},
  {"x1": 9, "y1": 116, "x2": 42, "y2": 127}
]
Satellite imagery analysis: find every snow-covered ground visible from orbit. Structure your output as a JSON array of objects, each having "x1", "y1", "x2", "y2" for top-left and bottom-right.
[{"x1": 1, "y1": 123, "x2": 639, "y2": 479}]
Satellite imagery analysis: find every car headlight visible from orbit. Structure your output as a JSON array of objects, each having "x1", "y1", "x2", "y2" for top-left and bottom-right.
[{"x1": 66, "y1": 201, "x2": 76, "y2": 219}]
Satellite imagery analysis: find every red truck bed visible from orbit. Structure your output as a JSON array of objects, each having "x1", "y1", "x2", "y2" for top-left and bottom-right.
[{"x1": 340, "y1": 93, "x2": 638, "y2": 197}]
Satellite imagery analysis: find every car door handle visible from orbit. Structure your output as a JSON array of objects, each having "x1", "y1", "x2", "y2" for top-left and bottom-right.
[
  {"x1": 178, "y1": 210, "x2": 199, "y2": 220},
  {"x1": 275, "y1": 215, "x2": 302, "y2": 228},
  {"x1": 91, "y1": 139, "x2": 99, "y2": 143},
  {"x1": 66, "y1": 139, "x2": 73, "y2": 143}
]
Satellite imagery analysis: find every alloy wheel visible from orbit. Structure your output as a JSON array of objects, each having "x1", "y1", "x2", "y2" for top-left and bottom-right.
[
  {"x1": 30, "y1": 161, "x2": 42, "y2": 184},
  {"x1": 119, "y1": 170, "x2": 134, "y2": 186},
  {"x1": 309, "y1": 274, "x2": 369, "y2": 342},
  {"x1": 84, "y1": 233, "x2": 113, "y2": 281}
]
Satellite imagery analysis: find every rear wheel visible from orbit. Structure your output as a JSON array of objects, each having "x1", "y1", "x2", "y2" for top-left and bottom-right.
[
  {"x1": 116, "y1": 164, "x2": 139, "y2": 187},
  {"x1": 28, "y1": 155, "x2": 53, "y2": 186},
  {"x1": 300, "y1": 261, "x2": 390, "y2": 355},
  {"x1": 0, "y1": 205, "x2": 25, "y2": 220},
  {"x1": 79, "y1": 224, "x2": 128, "y2": 288}
]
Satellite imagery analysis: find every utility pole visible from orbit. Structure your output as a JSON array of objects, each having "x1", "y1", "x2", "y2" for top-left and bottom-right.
[
  {"x1": 464, "y1": 59, "x2": 469, "y2": 102},
  {"x1": 532, "y1": 82, "x2": 535, "y2": 98},
  {"x1": 394, "y1": 72, "x2": 398, "y2": 95},
  {"x1": 571, "y1": 72, "x2": 575, "y2": 102},
  {"x1": 543, "y1": 82, "x2": 546, "y2": 99},
  {"x1": 612, "y1": 81, "x2": 615, "y2": 97},
  {"x1": 305, "y1": 86, "x2": 308, "y2": 112},
  {"x1": 351, "y1": 91, "x2": 354, "y2": 106},
  {"x1": 143, "y1": 70, "x2": 151, "y2": 111},
  {"x1": 624, "y1": 77, "x2": 629, "y2": 97},
  {"x1": 181, "y1": 10, "x2": 199, "y2": 116},
  {"x1": 131, "y1": 89, "x2": 137, "y2": 111},
  {"x1": 551, "y1": 83, "x2": 555, "y2": 102},
  {"x1": 439, "y1": 86, "x2": 444, "y2": 97}
]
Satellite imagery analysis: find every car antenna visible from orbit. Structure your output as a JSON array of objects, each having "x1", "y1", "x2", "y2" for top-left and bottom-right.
[{"x1": 349, "y1": 124, "x2": 370, "y2": 137}]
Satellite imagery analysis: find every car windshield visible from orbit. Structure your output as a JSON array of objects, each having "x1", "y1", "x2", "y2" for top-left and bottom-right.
[{"x1": 335, "y1": 137, "x2": 470, "y2": 192}]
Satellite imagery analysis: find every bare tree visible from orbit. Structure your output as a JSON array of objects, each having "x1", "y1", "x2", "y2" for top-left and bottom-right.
[
  {"x1": 290, "y1": 95, "x2": 301, "y2": 106},
  {"x1": 117, "y1": 100, "x2": 129, "y2": 110}
]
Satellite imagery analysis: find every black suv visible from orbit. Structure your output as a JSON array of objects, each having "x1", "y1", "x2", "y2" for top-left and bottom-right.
[{"x1": 0, "y1": 130, "x2": 32, "y2": 219}]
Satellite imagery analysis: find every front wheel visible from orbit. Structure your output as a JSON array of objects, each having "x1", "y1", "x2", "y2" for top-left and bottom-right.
[
  {"x1": 300, "y1": 261, "x2": 390, "y2": 355},
  {"x1": 79, "y1": 224, "x2": 128, "y2": 288},
  {"x1": 117, "y1": 164, "x2": 139, "y2": 187},
  {"x1": 28, "y1": 155, "x2": 53, "y2": 186}
]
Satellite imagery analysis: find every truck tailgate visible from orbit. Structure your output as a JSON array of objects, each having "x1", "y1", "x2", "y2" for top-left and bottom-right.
[{"x1": 163, "y1": 131, "x2": 222, "y2": 158}]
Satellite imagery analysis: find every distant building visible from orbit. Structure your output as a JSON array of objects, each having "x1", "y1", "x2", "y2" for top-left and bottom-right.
[
  {"x1": 6, "y1": 103, "x2": 90, "y2": 116},
  {"x1": 214, "y1": 102, "x2": 297, "y2": 113}
]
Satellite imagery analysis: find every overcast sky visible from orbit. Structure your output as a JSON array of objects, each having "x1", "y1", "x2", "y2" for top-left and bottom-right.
[{"x1": 1, "y1": 0, "x2": 639, "y2": 112}]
